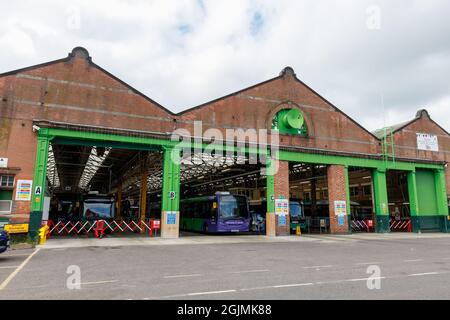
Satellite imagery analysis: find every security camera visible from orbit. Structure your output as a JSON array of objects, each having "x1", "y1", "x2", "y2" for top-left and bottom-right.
[{"x1": 32, "y1": 125, "x2": 40, "y2": 132}]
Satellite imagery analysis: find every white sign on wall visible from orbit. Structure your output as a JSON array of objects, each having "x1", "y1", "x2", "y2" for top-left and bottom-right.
[
  {"x1": 417, "y1": 133, "x2": 439, "y2": 152},
  {"x1": 0, "y1": 158, "x2": 8, "y2": 168}
]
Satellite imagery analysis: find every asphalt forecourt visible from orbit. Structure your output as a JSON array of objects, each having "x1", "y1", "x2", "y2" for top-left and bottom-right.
[{"x1": 1, "y1": 234, "x2": 450, "y2": 300}]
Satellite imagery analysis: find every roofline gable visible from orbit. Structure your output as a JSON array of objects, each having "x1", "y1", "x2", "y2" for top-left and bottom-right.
[{"x1": 0, "y1": 47, "x2": 175, "y2": 116}]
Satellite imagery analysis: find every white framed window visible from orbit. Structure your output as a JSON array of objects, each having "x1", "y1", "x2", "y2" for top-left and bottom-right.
[
  {"x1": 0, "y1": 175, "x2": 14, "y2": 187},
  {"x1": 0, "y1": 200, "x2": 12, "y2": 214}
]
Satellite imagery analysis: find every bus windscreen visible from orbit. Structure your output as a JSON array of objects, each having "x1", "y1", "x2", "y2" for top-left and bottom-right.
[
  {"x1": 83, "y1": 200, "x2": 115, "y2": 219},
  {"x1": 219, "y1": 196, "x2": 248, "y2": 219},
  {"x1": 290, "y1": 202, "x2": 302, "y2": 217}
]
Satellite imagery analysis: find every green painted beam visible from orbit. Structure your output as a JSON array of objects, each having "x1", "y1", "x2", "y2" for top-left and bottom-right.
[
  {"x1": 407, "y1": 171, "x2": 419, "y2": 217},
  {"x1": 435, "y1": 169, "x2": 449, "y2": 216},
  {"x1": 344, "y1": 165, "x2": 352, "y2": 233},
  {"x1": 42, "y1": 128, "x2": 444, "y2": 172},
  {"x1": 31, "y1": 132, "x2": 50, "y2": 212},
  {"x1": 266, "y1": 158, "x2": 275, "y2": 214},
  {"x1": 161, "y1": 147, "x2": 181, "y2": 212},
  {"x1": 372, "y1": 169, "x2": 390, "y2": 233},
  {"x1": 51, "y1": 137, "x2": 162, "y2": 152},
  {"x1": 30, "y1": 130, "x2": 50, "y2": 240},
  {"x1": 278, "y1": 150, "x2": 443, "y2": 171},
  {"x1": 43, "y1": 128, "x2": 270, "y2": 156}
]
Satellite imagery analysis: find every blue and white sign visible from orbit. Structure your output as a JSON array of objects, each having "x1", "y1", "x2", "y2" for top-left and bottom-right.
[
  {"x1": 338, "y1": 215, "x2": 345, "y2": 226},
  {"x1": 278, "y1": 214, "x2": 287, "y2": 226},
  {"x1": 166, "y1": 212, "x2": 177, "y2": 225}
]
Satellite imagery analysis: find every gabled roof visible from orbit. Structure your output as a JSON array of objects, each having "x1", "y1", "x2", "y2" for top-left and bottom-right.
[
  {"x1": 373, "y1": 109, "x2": 450, "y2": 139},
  {"x1": 0, "y1": 47, "x2": 175, "y2": 116},
  {"x1": 179, "y1": 66, "x2": 381, "y2": 140},
  {"x1": 4, "y1": 47, "x2": 439, "y2": 142}
]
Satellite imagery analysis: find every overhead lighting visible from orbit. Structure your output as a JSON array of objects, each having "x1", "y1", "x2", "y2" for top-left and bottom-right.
[
  {"x1": 78, "y1": 146, "x2": 111, "y2": 189},
  {"x1": 46, "y1": 144, "x2": 60, "y2": 188}
]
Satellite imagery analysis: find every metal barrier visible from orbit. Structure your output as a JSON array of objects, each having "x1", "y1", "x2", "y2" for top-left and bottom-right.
[
  {"x1": 304, "y1": 217, "x2": 330, "y2": 234},
  {"x1": 390, "y1": 218, "x2": 412, "y2": 232},
  {"x1": 351, "y1": 219, "x2": 375, "y2": 233},
  {"x1": 47, "y1": 219, "x2": 158, "y2": 237}
]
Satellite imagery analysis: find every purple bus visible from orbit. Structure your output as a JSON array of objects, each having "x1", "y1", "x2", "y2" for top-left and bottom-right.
[{"x1": 180, "y1": 192, "x2": 251, "y2": 233}]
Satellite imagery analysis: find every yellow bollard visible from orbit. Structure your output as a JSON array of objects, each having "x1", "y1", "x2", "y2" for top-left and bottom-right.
[
  {"x1": 296, "y1": 225, "x2": 302, "y2": 236},
  {"x1": 38, "y1": 225, "x2": 49, "y2": 245}
]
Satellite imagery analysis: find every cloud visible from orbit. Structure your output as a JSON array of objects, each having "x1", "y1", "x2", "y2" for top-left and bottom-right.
[{"x1": 0, "y1": 0, "x2": 449, "y2": 132}]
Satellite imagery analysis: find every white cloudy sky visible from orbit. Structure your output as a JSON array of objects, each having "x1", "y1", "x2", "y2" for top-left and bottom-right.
[{"x1": 0, "y1": 0, "x2": 449, "y2": 132}]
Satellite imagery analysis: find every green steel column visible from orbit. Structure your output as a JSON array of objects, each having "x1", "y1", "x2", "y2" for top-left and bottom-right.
[
  {"x1": 434, "y1": 168, "x2": 449, "y2": 232},
  {"x1": 372, "y1": 169, "x2": 389, "y2": 233},
  {"x1": 265, "y1": 156, "x2": 276, "y2": 236},
  {"x1": 161, "y1": 147, "x2": 180, "y2": 212},
  {"x1": 344, "y1": 165, "x2": 352, "y2": 234},
  {"x1": 266, "y1": 157, "x2": 275, "y2": 214},
  {"x1": 171, "y1": 149, "x2": 181, "y2": 212},
  {"x1": 407, "y1": 170, "x2": 420, "y2": 232},
  {"x1": 161, "y1": 147, "x2": 181, "y2": 238},
  {"x1": 30, "y1": 130, "x2": 50, "y2": 240}
]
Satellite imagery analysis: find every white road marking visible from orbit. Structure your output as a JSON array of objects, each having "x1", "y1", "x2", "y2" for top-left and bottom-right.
[
  {"x1": 272, "y1": 283, "x2": 313, "y2": 288},
  {"x1": 403, "y1": 259, "x2": 424, "y2": 262},
  {"x1": 303, "y1": 265, "x2": 333, "y2": 269},
  {"x1": 187, "y1": 289, "x2": 236, "y2": 296},
  {"x1": 230, "y1": 269, "x2": 269, "y2": 274},
  {"x1": 407, "y1": 272, "x2": 439, "y2": 277},
  {"x1": 344, "y1": 277, "x2": 385, "y2": 282},
  {"x1": 1, "y1": 253, "x2": 33, "y2": 257},
  {"x1": 163, "y1": 274, "x2": 202, "y2": 279},
  {"x1": 356, "y1": 262, "x2": 381, "y2": 266},
  {"x1": 143, "y1": 270, "x2": 450, "y2": 299},
  {"x1": 79, "y1": 280, "x2": 119, "y2": 286},
  {"x1": 0, "y1": 266, "x2": 20, "y2": 269},
  {"x1": 0, "y1": 248, "x2": 40, "y2": 290}
]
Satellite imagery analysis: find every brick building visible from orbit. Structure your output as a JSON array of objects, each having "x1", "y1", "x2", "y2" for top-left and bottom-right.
[{"x1": 0, "y1": 47, "x2": 448, "y2": 238}]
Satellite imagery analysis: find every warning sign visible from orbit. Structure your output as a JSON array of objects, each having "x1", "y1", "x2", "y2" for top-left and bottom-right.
[
  {"x1": 4, "y1": 224, "x2": 29, "y2": 234},
  {"x1": 334, "y1": 201, "x2": 347, "y2": 216}
]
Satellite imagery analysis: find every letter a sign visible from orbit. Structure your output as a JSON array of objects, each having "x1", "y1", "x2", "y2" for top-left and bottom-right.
[{"x1": 35, "y1": 186, "x2": 42, "y2": 195}]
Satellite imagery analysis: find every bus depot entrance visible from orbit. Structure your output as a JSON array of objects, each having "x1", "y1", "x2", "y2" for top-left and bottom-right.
[
  {"x1": 386, "y1": 170, "x2": 412, "y2": 232},
  {"x1": 44, "y1": 140, "x2": 165, "y2": 238},
  {"x1": 348, "y1": 168, "x2": 375, "y2": 233},
  {"x1": 289, "y1": 163, "x2": 330, "y2": 234},
  {"x1": 176, "y1": 152, "x2": 266, "y2": 236}
]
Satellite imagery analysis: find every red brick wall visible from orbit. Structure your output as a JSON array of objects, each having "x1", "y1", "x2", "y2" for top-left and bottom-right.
[
  {"x1": 273, "y1": 160, "x2": 290, "y2": 236},
  {"x1": 327, "y1": 165, "x2": 349, "y2": 234},
  {"x1": 391, "y1": 111, "x2": 450, "y2": 197},
  {"x1": 178, "y1": 71, "x2": 380, "y2": 155}
]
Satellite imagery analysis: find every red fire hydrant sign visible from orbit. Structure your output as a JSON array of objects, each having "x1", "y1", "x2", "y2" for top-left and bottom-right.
[
  {"x1": 149, "y1": 219, "x2": 161, "y2": 237},
  {"x1": 151, "y1": 220, "x2": 161, "y2": 229}
]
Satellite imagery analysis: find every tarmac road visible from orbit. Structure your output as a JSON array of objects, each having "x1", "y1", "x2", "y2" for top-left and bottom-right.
[{"x1": 1, "y1": 233, "x2": 450, "y2": 300}]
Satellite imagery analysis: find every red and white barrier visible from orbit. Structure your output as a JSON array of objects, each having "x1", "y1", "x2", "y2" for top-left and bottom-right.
[
  {"x1": 390, "y1": 218, "x2": 412, "y2": 232},
  {"x1": 351, "y1": 219, "x2": 374, "y2": 233},
  {"x1": 47, "y1": 219, "x2": 159, "y2": 237}
]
